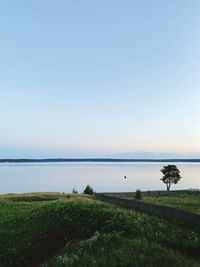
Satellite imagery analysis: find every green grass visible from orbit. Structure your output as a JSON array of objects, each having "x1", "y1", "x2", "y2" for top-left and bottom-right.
[
  {"x1": 129, "y1": 192, "x2": 200, "y2": 215},
  {"x1": 1, "y1": 192, "x2": 200, "y2": 266}
]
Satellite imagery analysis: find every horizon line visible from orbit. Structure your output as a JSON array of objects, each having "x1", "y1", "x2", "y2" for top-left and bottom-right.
[{"x1": 0, "y1": 158, "x2": 200, "y2": 163}]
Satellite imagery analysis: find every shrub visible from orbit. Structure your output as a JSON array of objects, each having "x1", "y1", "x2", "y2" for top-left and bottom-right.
[
  {"x1": 72, "y1": 188, "x2": 78, "y2": 194},
  {"x1": 135, "y1": 189, "x2": 142, "y2": 200},
  {"x1": 83, "y1": 185, "x2": 94, "y2": 195}
]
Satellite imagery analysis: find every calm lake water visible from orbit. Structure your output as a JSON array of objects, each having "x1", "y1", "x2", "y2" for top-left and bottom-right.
[{"x1": 0, "y1": 162, "x2": 200, "y2": 194}]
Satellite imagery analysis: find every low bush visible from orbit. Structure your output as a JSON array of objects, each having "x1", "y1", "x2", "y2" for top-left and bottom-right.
[
  {"x1": 83, "y1": 185, "x2": 94, "y2": 195},
  {"x1": 72, "y1": 188, "x2": 78, "y2": 194},
  {"x1": 135, "y1": 189, "x2": 142, "y2": 200}
]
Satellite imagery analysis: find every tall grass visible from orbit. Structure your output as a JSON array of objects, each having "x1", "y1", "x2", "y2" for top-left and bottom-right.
[
  {"x1": 140, "y1": 192, "x2": 200, "y2": 214},
  {"x1": 0, "y1": 192, "x2": 200, "y2": 266}
]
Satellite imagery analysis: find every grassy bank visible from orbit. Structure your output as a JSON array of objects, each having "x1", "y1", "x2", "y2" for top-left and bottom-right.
[
  {"x1": 1, "y1": 193, "x2": 200, "y2": 266},
  {"x1": 124, "y1": 192, "x2": 200, "y2": 215}
]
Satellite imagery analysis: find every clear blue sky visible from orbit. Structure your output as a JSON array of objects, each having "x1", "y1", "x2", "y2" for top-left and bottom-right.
[{"x1": 0, "y1": 0, "x2": 200, "y2": 158}]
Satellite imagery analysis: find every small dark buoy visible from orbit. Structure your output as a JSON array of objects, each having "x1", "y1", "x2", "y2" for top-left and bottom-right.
[{"x1": 124, "y1": 176, "x2": 127, "y2": 179}]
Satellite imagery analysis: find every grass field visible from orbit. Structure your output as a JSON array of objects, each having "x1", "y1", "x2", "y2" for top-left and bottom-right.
[
  {"x1": 1, "y1": 192, "x2": 200, "y2": 266},
  {"x1": 128, "y1": 192, "x2": 200, "y2": 215}
]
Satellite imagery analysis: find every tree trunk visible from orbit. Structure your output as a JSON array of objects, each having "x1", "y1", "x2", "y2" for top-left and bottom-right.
[{"x1": 167, "y1": 183, "x2": 170, "y2": 191}]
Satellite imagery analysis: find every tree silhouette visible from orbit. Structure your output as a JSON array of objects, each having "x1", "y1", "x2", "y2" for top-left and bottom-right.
[
  {"x1": 160, "y1": 165, "x2": 181, "y2": 191},
  {"x1": 83, "y1": 185, "x2": 94, "y2": 195}
]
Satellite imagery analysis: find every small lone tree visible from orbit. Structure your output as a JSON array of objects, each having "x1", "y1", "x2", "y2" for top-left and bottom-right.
[
  {"x1": 160, "y1": 165, "x2": 181, "y2": 191},
  {"x1": 83, "y1": 184, "x2": 94, "y2": 195}
]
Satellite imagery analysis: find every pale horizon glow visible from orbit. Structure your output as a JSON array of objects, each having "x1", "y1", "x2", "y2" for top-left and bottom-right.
[{"x1": 0, "y1": 0, "x2": 200, "y2": 158}]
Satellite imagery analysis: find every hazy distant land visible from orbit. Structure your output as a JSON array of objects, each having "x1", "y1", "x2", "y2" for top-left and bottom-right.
[{"x1": 0, "y1": 158, "x2": 200, "y2": 163}]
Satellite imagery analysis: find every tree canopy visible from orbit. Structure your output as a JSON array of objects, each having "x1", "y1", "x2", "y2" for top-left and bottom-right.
[{"x1": 160, "y1": 165, "x2": 181, "y2": 191}]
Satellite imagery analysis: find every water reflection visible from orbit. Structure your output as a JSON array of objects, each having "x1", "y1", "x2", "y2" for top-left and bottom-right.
[{"x1": 0, "y1": 162, "x2": 199, "y2": 194}]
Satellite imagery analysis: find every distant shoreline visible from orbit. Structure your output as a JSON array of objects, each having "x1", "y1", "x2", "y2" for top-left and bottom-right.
[{"x1": 0, "y1": 158, "x2": 200, "y2": 163}]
